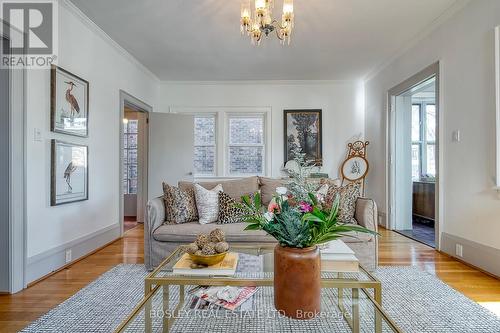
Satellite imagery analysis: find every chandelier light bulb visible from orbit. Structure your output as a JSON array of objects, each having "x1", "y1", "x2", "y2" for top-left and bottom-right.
[{"x1": 241, "y1": 0, "x2": 294, "y2": 46}]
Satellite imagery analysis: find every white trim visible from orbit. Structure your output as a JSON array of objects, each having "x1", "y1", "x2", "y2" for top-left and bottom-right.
[
  {"x1": 172, "y1": 106, "x2": 272, "y2": 177},
  {"x1": 387, "y1": 63, "x2": 441, "y2": 249},
  {"x1": 1, "y1": 22, "x2": 27, "y2": 293},
  {"x1": 26, "y1": 223, "x2": 120, "y2": 283},
  {"x1": 119, "y1": 91, "x2": 152, "y2": 236},
  {"x1": 62, "y1": 0, "x2": 159, "y2": 83},
  {"x1": 495, "y1": 26, "x2": 500, "y2": 189},
  {"x1": 162, "y1": 80, "x2": 355, "y2": 86},
  {"x1": 364, "y1": 0, "x2": 471, "y2": 82}
]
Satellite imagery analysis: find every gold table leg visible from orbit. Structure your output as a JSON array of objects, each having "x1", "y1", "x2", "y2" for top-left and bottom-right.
[
  {"x1": 375, "y1": 284, "x2": 382, "y2": 333},
  {"x1": 162, "y1": 285, "x2": 170, "y2": 333},
  {"x1": 352, "y1": 288, "x2": 360, "y2": 333},
  {"x1": 145, "y1": 282, "x2": 152, "y2": 333}
]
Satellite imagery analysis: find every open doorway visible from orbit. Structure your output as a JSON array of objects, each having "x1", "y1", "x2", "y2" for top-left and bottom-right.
[
  {"x1": 388, "y1": 63, "x2": 439, "y2": 248},
  {"x1": 119, "y1": 92, "x2": 151, "y2": 235}
]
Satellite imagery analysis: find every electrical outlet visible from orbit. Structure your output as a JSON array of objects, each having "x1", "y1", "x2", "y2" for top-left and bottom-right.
[
  {"x1": 452, "y1": 130, "x2": 461, "y2": 142},
  {"x1": 455, "y1": 244, "x2": 463, "y2": 258},
  {"x1": 65, "y1": 249, "x2": 72, "y2": 263}
]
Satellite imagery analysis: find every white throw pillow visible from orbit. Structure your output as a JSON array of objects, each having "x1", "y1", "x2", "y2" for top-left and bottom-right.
[{"x1": 194, "y1": 183, "x2": 223, "y2": 224}]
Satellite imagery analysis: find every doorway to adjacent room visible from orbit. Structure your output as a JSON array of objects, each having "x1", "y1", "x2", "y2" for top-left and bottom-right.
[{"x1": 388, "y1": 63, "x2": 440, "y2": 248}]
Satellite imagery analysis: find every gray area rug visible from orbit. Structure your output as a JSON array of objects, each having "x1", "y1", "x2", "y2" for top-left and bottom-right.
[{"x1": 21, "y1": 264, "x2": 500, "y2": 332}]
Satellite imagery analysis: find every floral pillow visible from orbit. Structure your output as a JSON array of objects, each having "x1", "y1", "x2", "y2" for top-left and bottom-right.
[
  {"x1": 324, "y1": 181, "x2": 361, "y2": 224},
  {"x1": 162, "y1": 183, "x2": 198, "y2": 224}
]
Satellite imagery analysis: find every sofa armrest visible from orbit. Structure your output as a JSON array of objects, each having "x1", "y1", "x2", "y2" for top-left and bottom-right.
[
  {"x1": 145, "y1": 197, "x2": 165, "y2": 235},
  {"x1": 355, "y1": 198, "x2": 378, "y2": 233}
]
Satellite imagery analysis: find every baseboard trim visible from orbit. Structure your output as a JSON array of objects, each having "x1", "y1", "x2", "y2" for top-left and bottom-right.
[
  {"x1": 441, "y1": 232, "x2": 500, "y2": 278},
  {"x1": 26, "y1": 224, "x2": 121, "y2": 284}
]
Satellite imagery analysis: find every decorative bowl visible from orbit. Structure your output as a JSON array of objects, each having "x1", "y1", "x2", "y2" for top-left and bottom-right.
[{"x1": 188, "y1": 251, "x2": 228, "y2": 266}]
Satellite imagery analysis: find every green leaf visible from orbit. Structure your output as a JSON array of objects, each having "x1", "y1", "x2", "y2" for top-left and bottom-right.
[
  {"x1": 244, "y1": 223, "x2": 262, "y2": 231},
  {"x1": 308, "y1": 192, "x2": 318, "y2": 205},
  {"x1": 253, "y1": 192, "x2": 261, "y2": 209}
]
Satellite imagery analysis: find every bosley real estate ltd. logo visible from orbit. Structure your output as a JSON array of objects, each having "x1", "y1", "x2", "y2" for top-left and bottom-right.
[{"x1": 1, "y1": 0, "x2": 58, "y2": 68}]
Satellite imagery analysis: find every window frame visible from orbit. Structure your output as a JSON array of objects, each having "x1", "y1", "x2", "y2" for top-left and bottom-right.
[
  {"x1": 193, "y1": 113, "x2": 217, "y2": 177},
  {"x1": 411, "y1": 101, "x2": 436, "y2": 181},
  {"x1": 225, "y1": 112, "x2": 266, "y2": 177},
  {"x1": 178, "y1": 107, "x2": 271, "y2": 178}
]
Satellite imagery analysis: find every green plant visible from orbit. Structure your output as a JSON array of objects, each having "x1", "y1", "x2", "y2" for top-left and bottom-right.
[{"x1": 239, "y1": 192, "x2": 378, "y2": 248}]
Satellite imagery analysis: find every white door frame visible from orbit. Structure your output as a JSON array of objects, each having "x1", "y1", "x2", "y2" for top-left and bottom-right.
[
  {"x1": 387, "y1": 62, "x2": 442, "y2": 249},
  {"x1": 119, "y1": 91, "x2": 152, "y2": 236},
  {"x1": 1, "y1": 21, "x2": 27, "y2": 293}
]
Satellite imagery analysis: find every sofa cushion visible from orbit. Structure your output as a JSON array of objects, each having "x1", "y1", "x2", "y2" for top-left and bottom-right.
[
  {"x1": 194, "y1": 184, "x2": 223, "y2": 224},
  {"x1": 258, "y1": 177, "x2": 286, "y2": 205},
  {"x1": 325, "y1": 181, "x2": 362, "y2": 224},
  {"x1": 162, "y1": 183, "x2": 198, "y2": 224},
  {"x1": 179, "y1": 176, "x2": 259, "y2": 202},
  {"x1": 218, "y1": 192, "x2": 246, "y2": 224},
  {"x1": 153, "y1": 222, "x2": 276, "y2": 243}
]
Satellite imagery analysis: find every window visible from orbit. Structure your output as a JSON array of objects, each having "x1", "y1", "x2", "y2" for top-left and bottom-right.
[
  {"x1": 228, "y1": 115, "x2": 264, "y2": 175},
  {"x1": 123, "y1": 119, "x2": 138, "y2": 194},
  {"x1": 193, "y1": 115, "x2": 216, "y2": 176},
  {"x1": 193, "y1": 111, "x2": 266, "y2": 177},
  {"x1": 411, "y1": 102, "x2": 436, "y2": 181}
]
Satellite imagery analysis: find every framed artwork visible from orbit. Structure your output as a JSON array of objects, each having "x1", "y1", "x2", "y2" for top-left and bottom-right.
[
  {"x1": 51, "y1": 140, "x2": 88, "y2": 206},
  {"x1": 51, "y1": 65, "x2": 89, "y2": 137},
  {"x1": 341, "y1": 155, "x2": 369, "y2": 181},
  {"x1": 284, "y1": 109, "x2": 323, "y2": 165}
]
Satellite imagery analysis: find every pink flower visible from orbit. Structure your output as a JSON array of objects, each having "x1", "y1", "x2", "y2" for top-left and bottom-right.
[
  {"x1": 268, "y1": 201, "x2": 280, "y2": 214},
  {"x1": 299, "y1": 201, "x2": 313, "y2": 213}
]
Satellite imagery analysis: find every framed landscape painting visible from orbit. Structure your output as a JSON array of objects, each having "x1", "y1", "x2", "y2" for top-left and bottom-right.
[
  {"x1": 284, "y1": 109, "x2": 323, "y2": 165},
  {"x1": 51, "y1": 65, "x2": 89, "y2": 137},
  {"x1": 51, "y1": 140, "x2": 88, "y2": 206}
]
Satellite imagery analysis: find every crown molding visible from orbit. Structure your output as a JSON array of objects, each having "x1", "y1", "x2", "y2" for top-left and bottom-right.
[
  {"x1": 363, "y1": 0, "x2": 472, "y2": 82},
  {"x1": 61, "y1": 0, "x2": 159, "y2": 83},
  {"x1": 160, "y1": 79, "x2": 360, "y2": 86}
]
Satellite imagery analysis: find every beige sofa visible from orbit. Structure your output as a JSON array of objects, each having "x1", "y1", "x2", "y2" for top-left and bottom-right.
[{"x1": 144, "y1": 176, "x2": 378, "y2": 271}]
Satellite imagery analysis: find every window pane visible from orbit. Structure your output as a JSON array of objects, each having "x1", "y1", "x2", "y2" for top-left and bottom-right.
[
  {"x1": 128, "y1": 164, "x2": 138, "y2": 179},
  {"x1": 412, "y1": 104, "x2": 420, "y2": 141},
  {"x1": 229, "y1": 146, "x2": 263, "y2": 174},
  {"x1": 194, "y1": 146, "x2": 215, "y2": 175},
  {"x1": 128, "y1": 120, "x2": 138, "y2": 134},
  {"x1": 128, "y1": 149, "x2": 137, "y2": 164},
  {"x1": 194, "y1": 117, "x2": 216, "y2": 145},
  {"x1": 123, "y1": 180, "x2": 129, "y2": 194},
  {"x1": 129, "y1": 179, "x2": 137, "y2": 194},
  {"x1": 411, "y1": 144, "x2": 420, "y2": 181},
  {"x1": 229, "y1": 117, "x2": 263, "y2": 144},
  {"x1": 127, "y1": 134, "x2": 137, "y2": 149},
  {"x1": 426, "y1": 104, "x2": 436, "y2": 141},
  {"x1": 426, "y1": 144, "x2": 436, "y2": 178}
]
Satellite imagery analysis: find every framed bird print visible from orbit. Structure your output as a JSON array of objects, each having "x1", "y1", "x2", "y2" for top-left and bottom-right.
[
  {"x1": 51, "y1": 140, "x2": 88, "y2": 206},
  {"x1": 51, "y1": 65, "x2": 89, "y2": 137}
]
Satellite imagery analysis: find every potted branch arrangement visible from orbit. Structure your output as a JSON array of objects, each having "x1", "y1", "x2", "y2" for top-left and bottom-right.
[{"x1": 239, "y1": 149, "x2": 378, "y2": 319}]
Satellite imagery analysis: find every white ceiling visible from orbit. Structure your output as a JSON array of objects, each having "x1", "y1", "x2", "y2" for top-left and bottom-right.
[{"x1": 70, "y1": 0, "x2": 458, "y2": 81}]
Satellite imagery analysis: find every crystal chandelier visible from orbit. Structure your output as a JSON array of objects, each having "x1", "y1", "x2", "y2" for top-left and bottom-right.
[{"x1": 240, "y1": 0, "x2": 294, "y2": 46}]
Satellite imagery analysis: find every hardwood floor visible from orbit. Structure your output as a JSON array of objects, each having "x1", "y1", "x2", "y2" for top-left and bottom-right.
[{"x1": 1, "y1": 225, "x2": 499, "y2": 332}]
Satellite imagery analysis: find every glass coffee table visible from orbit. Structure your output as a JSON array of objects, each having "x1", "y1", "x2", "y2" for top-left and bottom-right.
[{"x1": 115, "y1": 244, "x2": 401, "y2": 333}]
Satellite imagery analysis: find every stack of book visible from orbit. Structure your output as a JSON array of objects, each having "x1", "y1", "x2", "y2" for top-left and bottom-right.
[
  {"x1": 320, "y1": 240, "x2": 359, "y2": 273},
  {"x1": 172, "y1": 252, "x2": 239, "y2": 276}
]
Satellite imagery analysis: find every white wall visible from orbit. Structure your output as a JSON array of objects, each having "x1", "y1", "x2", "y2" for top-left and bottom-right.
[
  {"x1": 365, "y1": 0, "x2": 500, "y2": 250},
  {"x1": 25, "y1": 2, "x2": 158, "y2": 273},
  {"x1": 158, "y1": 81, "x2": 365, "y2": 178}
]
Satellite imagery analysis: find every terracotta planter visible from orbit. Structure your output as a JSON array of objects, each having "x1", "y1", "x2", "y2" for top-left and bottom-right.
[{"x1": 274, "y1": 244, "x2": 321, "y2": 319}]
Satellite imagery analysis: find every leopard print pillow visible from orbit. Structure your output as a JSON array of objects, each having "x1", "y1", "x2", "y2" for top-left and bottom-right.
[
  {"x1": 162, "y1": 183, "x2": 198, "y2": 224},
  {"x1": 324, "y1": 181, "x2": 361, "y2": 224},
  {"x1": 218, "y1": 192, "x2": 246, "y2": 224}
]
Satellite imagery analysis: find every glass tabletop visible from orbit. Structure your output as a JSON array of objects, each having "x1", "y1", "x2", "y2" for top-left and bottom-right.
[
  {"x1": 115, "y1": 283, "x2": 402, "y2": 333},
  {"x1": 148, "y1": 244, "x2": 378, "y2": 284}
]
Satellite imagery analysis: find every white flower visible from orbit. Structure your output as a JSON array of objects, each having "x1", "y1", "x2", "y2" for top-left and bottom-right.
[
  {"x1": 264, "y1": 212, "x2": 274, "y2": 221},
  {"x1": 276, "y1": 187, "x2": 288, "y2": 195}
]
